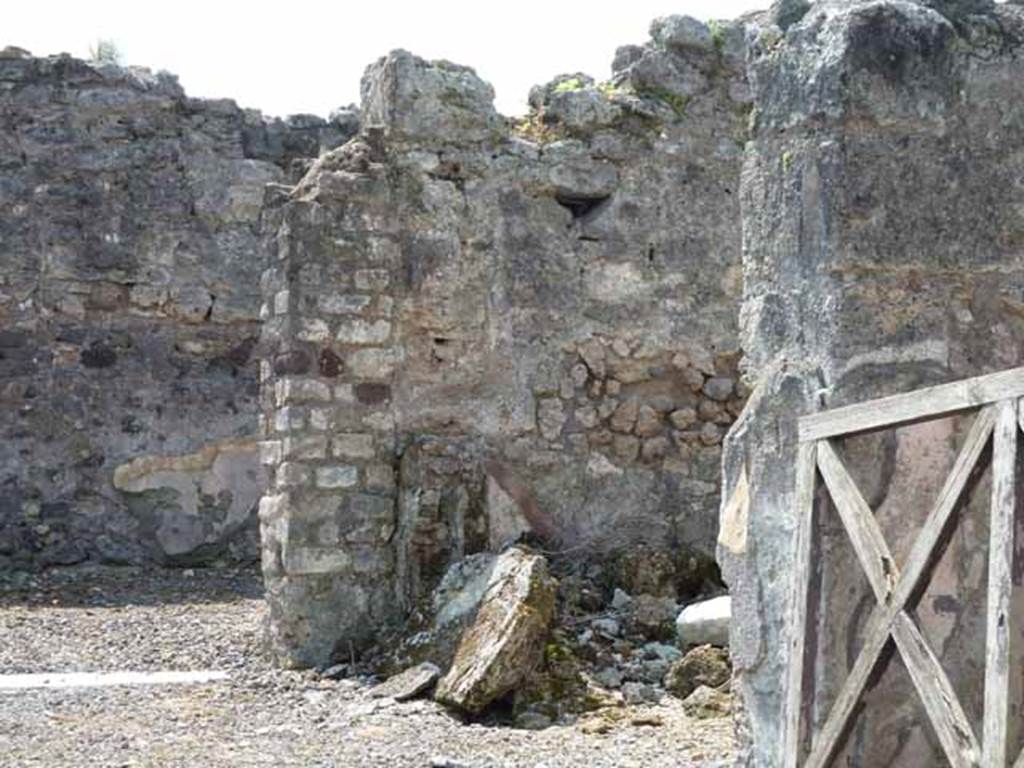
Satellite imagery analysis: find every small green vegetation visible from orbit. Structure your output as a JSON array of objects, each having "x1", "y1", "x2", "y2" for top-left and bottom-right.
[
  {"x1": 552, "y1": 77, "x2": 586, "y2": 95},
  {"x1": 597, "y1": 80, "x2": 629, "y2": 99},
  {"x1": 709, "y1": 20, "x2": 726, "y2": 54},
  {"x1": 636, "y1": 84, "x2": 689, "y2": 118},
  {"x1": 511, "y1": 112, "x2": 569, "y2": 144},
  {"x1": 782, "y1": 150, "x2": 794, "y2": 172}
]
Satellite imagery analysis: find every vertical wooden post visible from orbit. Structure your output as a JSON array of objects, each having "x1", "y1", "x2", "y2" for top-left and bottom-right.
[
  {"x1": 784, "y1": 441, "x2": 818, "y2": 768},
  {"x1": 984, "y1": 399, "x2": 1018, "y2": 767}
]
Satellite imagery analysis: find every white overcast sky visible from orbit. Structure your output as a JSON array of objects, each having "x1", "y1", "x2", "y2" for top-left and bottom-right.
[{"x1": 6, "y1": 1, "x2": 763, "y2": 118}]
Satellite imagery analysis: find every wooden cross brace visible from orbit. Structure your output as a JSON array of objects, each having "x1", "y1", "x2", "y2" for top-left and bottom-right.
[{"x1": 784, "y1": 369, "x2": 1024, "y2": 768}]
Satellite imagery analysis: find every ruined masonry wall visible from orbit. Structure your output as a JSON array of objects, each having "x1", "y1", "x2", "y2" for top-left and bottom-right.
[
  {"x1": 259, "y1": 20, "x2": 751, "y2": 666},
  {"x1": 0, "y1": 48, "x2": 356, "y2": 569}
]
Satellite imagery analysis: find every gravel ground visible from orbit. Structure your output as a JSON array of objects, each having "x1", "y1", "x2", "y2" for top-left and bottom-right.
[{"x1": 0, "y1": 566, "x2": 736, "y2": 768}]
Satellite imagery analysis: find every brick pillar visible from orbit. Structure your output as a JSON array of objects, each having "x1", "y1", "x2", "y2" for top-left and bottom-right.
[{"x1": 257, "y1": 169, "x2": 400, "y2": 667}]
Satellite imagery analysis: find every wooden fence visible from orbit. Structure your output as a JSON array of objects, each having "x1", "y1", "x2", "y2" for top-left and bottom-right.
[{"x1": 784, "y1": 367, "x2": 1024, "y2": 768}]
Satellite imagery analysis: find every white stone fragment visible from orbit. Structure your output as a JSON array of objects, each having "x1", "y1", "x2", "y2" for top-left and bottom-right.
[{"x1": 676, "y1": 595, "x2": 730, "y2": 648}]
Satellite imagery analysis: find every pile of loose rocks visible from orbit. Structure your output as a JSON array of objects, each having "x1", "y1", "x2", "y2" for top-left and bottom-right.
[{"x1": 354, "y1": 543, "x2": 733, "y2": 731}]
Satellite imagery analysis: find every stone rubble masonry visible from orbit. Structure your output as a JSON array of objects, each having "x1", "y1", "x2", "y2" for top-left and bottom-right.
[
  {"x1": 258, "y1": 25, "x2": 750, "y2": 666},
  {"x1": 720, "y1": 2, "x2": 1024, "y2": 766},
  {"x1": 0, "y1": 48, "x2": 358, "y2": 570}
]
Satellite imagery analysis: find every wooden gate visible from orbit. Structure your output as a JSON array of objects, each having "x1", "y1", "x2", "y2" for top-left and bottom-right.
[{"x1": 784, "y1": 368, "x2": 1024, "y2": 768}]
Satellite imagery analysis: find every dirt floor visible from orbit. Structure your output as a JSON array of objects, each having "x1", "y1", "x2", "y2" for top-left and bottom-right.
[{"x1": 0, "y1": 566, "x2": 736, "y2": 767}]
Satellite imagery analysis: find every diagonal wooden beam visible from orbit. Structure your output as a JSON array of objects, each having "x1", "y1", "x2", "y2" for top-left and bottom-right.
[
  {"x1": 784, "y1": 442, "x2": 819, "y2": 768},
  {"x1": 893, "y1": 612, "x2": 982, "y2": 768},
  {"x1": 817, "y1": 442, "x2": 981, "y2": 768},
  {"x1": 799, "y1": 406, "x2": 994, "y2": 768},
  {"x1": 802, "y1": 605, "x2": 894, "y2": 768},
  {"x1": 983, "y1": 399, "x2": 1018, "y2": 767}
]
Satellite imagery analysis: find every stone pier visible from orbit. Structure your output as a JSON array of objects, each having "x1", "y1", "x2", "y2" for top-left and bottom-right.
[{"x1": 721, "y1": 1, "x2": 1024, "y2": 765}]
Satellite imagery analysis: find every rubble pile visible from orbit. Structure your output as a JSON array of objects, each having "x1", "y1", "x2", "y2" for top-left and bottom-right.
[{"x1": 355, "y1": 543, "x2": 733, "y2": 730}]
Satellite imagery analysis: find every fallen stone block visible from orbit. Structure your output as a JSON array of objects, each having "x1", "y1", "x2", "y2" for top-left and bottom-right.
[
  {"x1": 434, "y1": 547, "x2": 557, "y2": 713},
  {"x1": 369, "y1": 661, "x2": 440, "y2": 701},
  {"x1": 675, "y1": 595, "x2": 730, "y2": 648}
]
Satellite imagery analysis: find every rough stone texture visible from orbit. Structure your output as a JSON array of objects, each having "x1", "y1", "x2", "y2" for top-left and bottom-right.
[
  {"x1": 0, "y1": 50, "x2": 356, "y2": 570},
  {"x1": 259, "y1": 20, "x2": 749, "y2": 666},
  {"x1": 434, "y1": 548, "x2": 557, "y2": 713},
  {"x1": 720, "y1": 2, "x2": 1024, "y2": 766},
  {"x1": 682, "y1": 685, "x2": 732, "y2": 719},
  {"x1": 369, "y1": 661, "x2": 441, "y2": 701},
  {"x1": 664, "y1": 644, "x2": 732, "y2": 700}
]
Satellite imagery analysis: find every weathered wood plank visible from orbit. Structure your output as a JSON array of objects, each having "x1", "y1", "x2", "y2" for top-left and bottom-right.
[
  {"x1": 816, "y1": 441, "x2": 981, "y2": 767},
  {"x1": 783, "y1": 441, "x2": 818, "y2": 768},
  {"x1": 893, "y1": 613, "x2": 981, "y2": 768},
  {"x1": 798, "y1": 366, "x2": 1024, "y2": 443},
  {"x1": 889, "y1": 405, "x2": 996, "y2": 613},
  {"x1": 984, "y1": 399, "x2": 1018, "y2": 768},
  {"x1": 802, "y1": 608, "x2": 893, "y2": 768},
  {"x1": 817, "y1": 441, "x2": 897, "y2": 601}
]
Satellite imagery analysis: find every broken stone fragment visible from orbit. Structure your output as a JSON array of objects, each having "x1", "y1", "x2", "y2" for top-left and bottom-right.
[
  {"x1": 680, "y1": 367, "x2": 705, "y2": 393},
  {"x1": 649, "y1": 15, "x2": 715, "y2": 54},
  {"x1": 625, "y1": 594, "x2": 678, "y2": 641},
  {"x1": 682, "y1": 684, "x2": 732, "y2": 719},
  {"x1": 768, "y1": 0, "x2": 811, "y2": 31},
  {"x1": 369, "y1": 661, "x2": 440, "y2": 701},
  {"x1": 616, "y1": 546, "x2": 677, "y2": 599},
  {"x1": 669, "y1": 407, "x2": 698, "y2": 430},
  {"x1": 434, "y1": 548, "x2": 557, "y2": 713},
  {"x1": 663, "y1": 644, "x2": 731, "y2": 700},
  {"x1": 622, "y1": 681, "x2": 662, "y2": 705},
  {"x1": 578, "y1": 339, "x2": 606, "y2": 380},
  {"x1": 640, "y1": 436, "x2": 670, "y2": 463},
  {"x1": 633, "y1": 405, "x2": 662, "y2": 437},
  {"x1": 609, "y1": 400, "x2": 639, "y2": 433},
  {"x1": 527, "y1": 73, "x2": 622, "y2": 136},
  {"x1": 676, "y1": 595, "x2": 730, "y2": 648},
  {"x1": 536, "y1": 397, "x2": 566, "y2": 441},
  {"x1": 702, "y1": 377, "x2": 735, "y2": 402},
  {"x1": 360, "y1": 49, "x2": 503, "y2": 144},
  {"x1": 612, "y1": 434, "x2": 640, "y2": 462},
  {"x1": 611, "y1": 588, "x2": 633, "y2": 611}
]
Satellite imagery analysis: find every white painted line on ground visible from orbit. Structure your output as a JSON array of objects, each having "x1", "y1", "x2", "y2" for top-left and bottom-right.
[{"x1": 0, "y1": 670, "x2": 229, "y2": 691}]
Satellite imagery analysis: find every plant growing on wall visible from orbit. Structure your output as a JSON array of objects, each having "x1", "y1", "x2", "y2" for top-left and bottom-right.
[{"x1": 88, "y1": 38, "x2": 122, "y2": 65}]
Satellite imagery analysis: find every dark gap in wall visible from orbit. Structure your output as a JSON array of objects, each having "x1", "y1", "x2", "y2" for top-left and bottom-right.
[{"x1": 554, "y1": 192, "x2": 611, "y2": 221}]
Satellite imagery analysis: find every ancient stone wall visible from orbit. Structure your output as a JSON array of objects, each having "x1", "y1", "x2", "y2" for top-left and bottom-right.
[
  {"x1": 258, "y1": 21, "x2": 751, "y2": 666},
  {"x1": 721, "y1": 1, "x2": 1024, "y2": 765},
  {"x1": 0, "y1": 48, "x2": 356, "y2": 569}
]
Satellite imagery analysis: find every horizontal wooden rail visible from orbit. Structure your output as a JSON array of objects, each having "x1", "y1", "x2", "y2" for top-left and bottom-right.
[{"x1": 798, "y1": 366, "x2": 1024, "y2": 443}]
